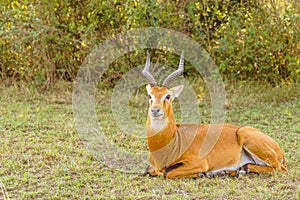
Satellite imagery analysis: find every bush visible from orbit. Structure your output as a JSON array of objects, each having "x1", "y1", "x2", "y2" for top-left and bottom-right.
[
  {"x1": 214, "y1": 1, "x2": 300, "y2": 82},
  {"x1": 0, "y1": 0, "x2": 299, "y2": 87}
]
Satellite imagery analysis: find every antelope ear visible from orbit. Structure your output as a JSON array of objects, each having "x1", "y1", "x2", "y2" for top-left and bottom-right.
[
  {"x1": 146, "y1": 84, "x2": 152, "y2": 94},
  {"x1": 170, "y1": 85, "x2": 184, "y2": 98}
]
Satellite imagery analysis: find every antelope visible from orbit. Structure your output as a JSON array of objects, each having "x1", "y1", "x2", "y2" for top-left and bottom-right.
[{"x1": 142, "y1": 50, "x2": 288, "y2": 178}]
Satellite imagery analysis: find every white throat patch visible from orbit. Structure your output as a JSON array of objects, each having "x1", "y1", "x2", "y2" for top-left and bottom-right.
[{"x1": 150, "y1": 118, "x2": 167, "y2": 132}]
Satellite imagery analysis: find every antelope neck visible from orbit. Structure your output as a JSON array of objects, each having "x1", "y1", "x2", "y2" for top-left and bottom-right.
[{"x1": 146, "y1": 116, "x2": 177, "y2": 152}]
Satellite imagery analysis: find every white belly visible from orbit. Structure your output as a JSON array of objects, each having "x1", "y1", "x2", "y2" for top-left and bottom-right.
[{"x1": 207, "y1": 147, "x2": 270, "y2": 175}]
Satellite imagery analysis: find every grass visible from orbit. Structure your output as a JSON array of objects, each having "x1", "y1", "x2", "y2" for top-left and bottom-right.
[{"x1": 0, "y1": 81, "x2": 299, "y2": 199}]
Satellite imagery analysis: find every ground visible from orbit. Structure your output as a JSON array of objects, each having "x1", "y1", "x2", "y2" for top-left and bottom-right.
[{"x1": 0, "y1": 81, "x2": 299, "y2": 199}]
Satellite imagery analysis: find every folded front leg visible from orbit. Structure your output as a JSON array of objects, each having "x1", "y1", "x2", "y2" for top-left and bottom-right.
[{"x1": 164, "y1": 158, "x2": 208, "y2": 179}]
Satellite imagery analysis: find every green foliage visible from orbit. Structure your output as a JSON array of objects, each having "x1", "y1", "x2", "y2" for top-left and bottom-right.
[
  {"x1": 0, "y1": 0, "x2": 299, "y2": 86},
  {"x1": 215, "y1": 2, "x2": 300, "y2": 82}
]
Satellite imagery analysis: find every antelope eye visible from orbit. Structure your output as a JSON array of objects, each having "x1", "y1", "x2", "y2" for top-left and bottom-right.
[
  {"x1": 165, "y1": 94, "x2": 171, "y2": 100},
  {"x1": 148, "y1": 95, "x2": 152, "y2": 99}
]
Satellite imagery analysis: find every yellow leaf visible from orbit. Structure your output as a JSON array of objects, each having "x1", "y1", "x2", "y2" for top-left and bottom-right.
[
  {"x1": 80, "y1": 42, "x2": 86, "y2": 47},
  {"x1": 12, "y1": 1, "x2": 19, "y2": 9}
]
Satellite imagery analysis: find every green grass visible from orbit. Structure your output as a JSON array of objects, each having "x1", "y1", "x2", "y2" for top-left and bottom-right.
[{"x1": 0, "y1": 81, "x2": 299, "y2": 199}]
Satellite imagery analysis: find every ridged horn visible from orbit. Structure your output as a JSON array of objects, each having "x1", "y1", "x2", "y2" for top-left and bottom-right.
[
  {"x1": 162, "y1": 50, "x2": 184, "y2": 88},
  {"x1": 142, "y1": 51, "x2": 157, "y2": 87}
]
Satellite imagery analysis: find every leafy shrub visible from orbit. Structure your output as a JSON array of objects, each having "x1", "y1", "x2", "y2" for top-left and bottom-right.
[
  {"x1": 0, "y1": 0, "x2": 299, "y2": 87},
  {"x1": 214, "y1": 2, "x2": 300, "y2": 82}
]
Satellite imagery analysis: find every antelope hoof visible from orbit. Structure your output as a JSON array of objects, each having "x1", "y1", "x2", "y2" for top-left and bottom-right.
[
  {"x1": 203, "y1": 171, "x2": 227, "y2": 179},
  {"x1": 216, "y1": 171, "x2": 226, "y2": 179},
  {"x1": 198, "y1": 173, "x2": 206, "y2": 178},
  {"x1": 143, "y1": 166, "x2": 151, "y2": 176},
  {"x1": 236, "y1": 169, "x2": 246, "y2": 178},
  {"x1": 236, "y1": 165, "x2": 249, "y2": 178},
  {"x1": 144, "y1": 166, "x2": 158, "y2": 177},
  {"x1": 236, "y1": 164, "x2": 250, "y2": 178},
  {"x1": 243, "y1": 164, "x2": 250, "y2": 174},
  {"x1": 204, "y1": 172, "x2": 213, "y2": 179}
]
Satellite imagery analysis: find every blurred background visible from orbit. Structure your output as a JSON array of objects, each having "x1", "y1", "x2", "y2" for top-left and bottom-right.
[{"x1": 1, "y1": 0, "x2": 299, "y2": 89}]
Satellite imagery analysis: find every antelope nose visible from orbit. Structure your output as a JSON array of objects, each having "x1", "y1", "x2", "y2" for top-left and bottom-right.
[{"x1": 151, "y1": 108, "x2": 160, "y2": 114}]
